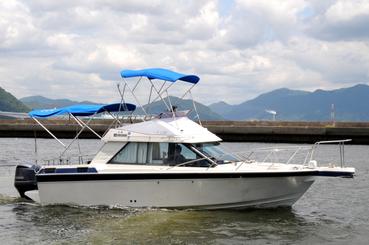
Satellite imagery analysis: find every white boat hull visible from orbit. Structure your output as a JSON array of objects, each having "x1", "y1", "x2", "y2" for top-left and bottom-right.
[{"x1": 37, "y1": 175, "x2": 315, "y2": 209}]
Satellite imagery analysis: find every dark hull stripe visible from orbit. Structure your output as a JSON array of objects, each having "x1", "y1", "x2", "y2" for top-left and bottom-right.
[
  {"x1": 35, "y1": 171, "x2": 325, "y2": 182},
  {"x1": 317, "y1": 171, "x2": 354, "y2": 178}
]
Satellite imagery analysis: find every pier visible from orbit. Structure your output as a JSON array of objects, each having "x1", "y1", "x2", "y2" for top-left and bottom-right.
[{"x1": 0, "y1": 119, "x2": 369, "y2": 144}]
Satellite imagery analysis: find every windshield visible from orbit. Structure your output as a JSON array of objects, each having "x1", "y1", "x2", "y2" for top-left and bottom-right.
[{"x1": 192, "y1": 143, "x2": 239, "y2": 163}]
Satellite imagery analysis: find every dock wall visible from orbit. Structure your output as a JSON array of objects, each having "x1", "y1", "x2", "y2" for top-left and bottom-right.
[{"x1": 0, "y1": 119, "x2": 368, "y2": 144}]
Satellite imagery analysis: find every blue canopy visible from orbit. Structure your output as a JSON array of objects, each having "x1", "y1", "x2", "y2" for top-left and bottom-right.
[
  {"x1": 29, "y1": 103, "x2": 136, "y2": 118},
  {"x1": 120, "y1": 68, "x2": 200, "y2": 84}
]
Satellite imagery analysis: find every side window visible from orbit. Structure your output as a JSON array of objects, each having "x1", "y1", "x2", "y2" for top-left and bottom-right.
[
  {"x1": 180, "y1": 144, "x2": 197, "y2": 160},
  {"x1": 110, "y1": 142, "x2": 167, "y2": 165},
  {"x1": 147, "y1": 142, "x2": 169, "y2": 165},
  {"x1": 137, "y1": 143, "x2": 148, "y2": 163},
  {"x1": 109, "y1": 142, "x2": 210, "y2": 167},
  {"x1": 166, "y1": 143, "x2": 209, "y2": 167},
  {"x1": 110, "y1": 142, "x2": 138, "y2": 164}
]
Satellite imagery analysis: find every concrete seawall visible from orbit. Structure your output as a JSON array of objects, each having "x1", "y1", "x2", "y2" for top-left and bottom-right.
[
  {"x1": 204, "y1": 121, "x2": 369, "y2": 144},
  {"x1": 1, "y1": 119, "x2": 369, "y2": 144}
]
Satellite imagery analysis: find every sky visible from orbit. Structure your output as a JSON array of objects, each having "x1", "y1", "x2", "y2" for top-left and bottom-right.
[{"x1": 1, "y1": 0, "x2": 369, "y2": 105}]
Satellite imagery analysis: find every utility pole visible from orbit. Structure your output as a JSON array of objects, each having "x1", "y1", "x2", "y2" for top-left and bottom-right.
[{"x1": 331, "y1": 103, "x2": 335, "y2": 126}]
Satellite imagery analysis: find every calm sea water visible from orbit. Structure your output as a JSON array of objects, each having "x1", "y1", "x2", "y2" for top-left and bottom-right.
[{"x1": 0, "y1": 138, "x2": 368, "y2": 244}]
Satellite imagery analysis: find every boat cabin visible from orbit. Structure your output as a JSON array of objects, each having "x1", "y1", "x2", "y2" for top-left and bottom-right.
[{"x1": 90, "y1": 116, "x2": 237, "y2": 168}]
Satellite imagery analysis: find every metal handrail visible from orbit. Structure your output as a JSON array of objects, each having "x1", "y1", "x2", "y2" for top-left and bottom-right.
[
  {"x1": 166, "y1": 157, "x2": 210, "y2": 170},
  {"x1": 214, "y1": 145, "x2": 313, "y2": 168},
  {"x1": 225, "y1": 146, "x2": 311, "y2": 161},
  {"x1": 310, "y1": 139, "x2": 351, "y2": 167},
  {"x1": 43, "y1": 154, "x2": 95, "y2": 166}
]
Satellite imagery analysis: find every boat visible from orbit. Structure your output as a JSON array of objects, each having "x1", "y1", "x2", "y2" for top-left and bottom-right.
[{"x1": 14, "y1": 68, "x2": 355, "y2": 209}]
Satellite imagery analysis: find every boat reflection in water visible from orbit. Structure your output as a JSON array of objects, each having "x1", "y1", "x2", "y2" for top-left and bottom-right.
[{"x1": 14, "y1": 68, "x2": 355, "y2": 209}]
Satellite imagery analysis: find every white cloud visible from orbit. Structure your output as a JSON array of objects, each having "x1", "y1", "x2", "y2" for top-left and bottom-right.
[
  {"x1": 0, "y1": 1, "x2": 40, "y2": 50},
  {"x1": 0, "y1": 0, "x2": 368, "y2": 106},
  {"x1": 325, "y1": 0, "x2": 369, "y2": 22},
  {"x1": 307, "y1": 0, "x2": 369, "y2": 41}
]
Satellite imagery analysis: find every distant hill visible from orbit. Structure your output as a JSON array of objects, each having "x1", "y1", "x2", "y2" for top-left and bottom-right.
[
  {"x1": 208, "y1": 101, "x2": 233, "y2": 117},
  {"x1": 20, "y1": 95, "x2": 223, "y2": 120},
  {"x1": 18, "y1": 84, "x2": 369, "y2": 121},
  {"x1": 20, "y1": 95, "x2": 97, "y2": 110},
  {"x1": 0, "y1": 87, "x2": 29, "y2": 112},
  {"x1": 210, "y1": 84, "x2": 369, "y2": 121},
  {"x1": 138, "y1": 96, "x2": 223, "y2": 121}
]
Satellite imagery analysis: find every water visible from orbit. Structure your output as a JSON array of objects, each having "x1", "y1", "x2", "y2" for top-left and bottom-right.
[{"x1": 0, "y1": 138, "x2": 368, "y2": 244}]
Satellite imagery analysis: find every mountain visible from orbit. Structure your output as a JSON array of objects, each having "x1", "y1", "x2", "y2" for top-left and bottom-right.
[
  {"x1": 19, "y1": 83, "x2": 369, "y2": 121},
  {"x1": 20, "y1": 95, "x2": 97, "y2": 110},
  {"x1": 20, "y1": 95, "x2": 223, "y2": 120},
  {"x1": 0, "y1": 87, "x2": 29, "y2": 112},
  {"x1": 213, "y1": 84, "x2": 369, "y2": 121},
  {"x1": 138, "y1": 96, "x2": 223, "y2": 121},
  {"x1": 208, "y1": 101, "x2": 233, "y2": 117}
]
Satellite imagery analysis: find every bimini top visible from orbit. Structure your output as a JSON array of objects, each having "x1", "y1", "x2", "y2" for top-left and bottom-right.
[
  {"x1": 120, "y1": 68, "x2": 200, "y2": 84},
  {"x1": 29, "y1": 103, "x2": 136, "y2": 118}
]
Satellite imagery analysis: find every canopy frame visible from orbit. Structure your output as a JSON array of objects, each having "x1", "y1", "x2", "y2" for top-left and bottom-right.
[
  {"x1": 32, "y1": 117, "x2": 66, "y2": 148},
  {"x1": 59, "y1": 113, "x2": 99, "y2": 160},
  {"x1": 120, "y1": 68, "x2": 201, "y2": 122},
  {"x1": 29, "y1": 102, "x2": 136, "y2": 164}
]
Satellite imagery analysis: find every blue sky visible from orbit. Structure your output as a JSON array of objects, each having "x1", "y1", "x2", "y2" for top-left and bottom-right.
[{"x1": 1, "y1": 0, "x2": 369, "y2": 105}]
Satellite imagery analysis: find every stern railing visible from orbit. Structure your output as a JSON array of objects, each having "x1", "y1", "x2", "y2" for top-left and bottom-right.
[{"x1": 42, "y1": 154, "x2": 95, "y2": 166}]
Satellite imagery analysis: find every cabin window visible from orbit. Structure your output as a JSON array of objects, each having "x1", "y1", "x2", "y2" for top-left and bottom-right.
[
  {"x1": 148, "y1": 142, "x2": 168, "y2": 165},
  {"x1": 193, "y1": 142, "x2": 238, "y2": 163},
  {"x1": 166, "y1": 143, "x2": 196, "y2": 165},
  {"x1": 109, "y1": 142, "x2": 210, "y2": 167},
  {"x1": 109, "y1": 142, "x2": 159, "y2": 165},
  {"x1": 109, "y1": 142, "x2": 139, "y2": 164}
]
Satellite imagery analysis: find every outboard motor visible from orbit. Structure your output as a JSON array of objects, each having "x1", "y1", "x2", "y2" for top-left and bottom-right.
[{"x1": 14, "y1": 163, "x2": 40, "y2": 199}]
